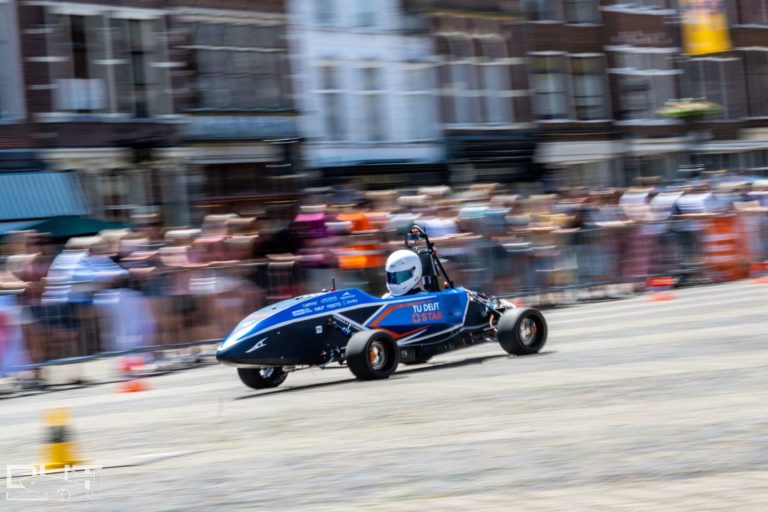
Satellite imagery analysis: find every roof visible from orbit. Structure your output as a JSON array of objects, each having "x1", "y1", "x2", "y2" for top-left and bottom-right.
[{"x1": 0, "y1": 172, "x2": 90, "y2": 221}]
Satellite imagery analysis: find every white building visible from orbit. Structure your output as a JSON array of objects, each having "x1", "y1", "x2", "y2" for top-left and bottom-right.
[{"x1": 288, "y1": 0, "x2": 444, "y2": 184}]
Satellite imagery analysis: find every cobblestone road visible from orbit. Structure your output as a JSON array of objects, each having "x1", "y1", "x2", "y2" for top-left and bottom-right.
[{"x1": 2, "y1": 281, "x2": 767, "y2": 511}]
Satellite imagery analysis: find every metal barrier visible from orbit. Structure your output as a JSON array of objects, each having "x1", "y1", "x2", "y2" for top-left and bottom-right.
[{"x1": 2, "y1": 211, "x2": 768, "y2": 381}]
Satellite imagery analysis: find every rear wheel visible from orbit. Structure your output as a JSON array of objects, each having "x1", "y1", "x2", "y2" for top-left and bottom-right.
[
  {"x1": 237, "y1": 367, "x2": 288, "y2": 389},
  {"x1": 497, "y1": 308, "x2": 547, "y2": 355},
  {"x1": 346, "y1": 330, "x2": 399, "y2": 380}
]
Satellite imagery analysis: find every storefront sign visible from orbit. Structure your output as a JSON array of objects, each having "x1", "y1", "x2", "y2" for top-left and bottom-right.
[
  {"x1": 680, "y1": 0, "x2": 731, "y2": 55},
  {"x1": 182, "y1": 116, "x2": 298, "y2": 141}
]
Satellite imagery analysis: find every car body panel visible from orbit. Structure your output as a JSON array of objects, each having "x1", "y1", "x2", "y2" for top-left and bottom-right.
[{"x1": 216, "y1": 287, "x2": 492, "y2": 367}]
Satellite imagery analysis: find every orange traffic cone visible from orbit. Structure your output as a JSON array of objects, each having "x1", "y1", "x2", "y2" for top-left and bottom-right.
[
  {"x1": 116, "y1": 356, "x2": 149, "y2": 393},
  {"x1": 749, "y1": 262, "x2": 768, "y2": 284},
  {"x1": 646, "y1": 276, "x2": 676, "y2": 302}
]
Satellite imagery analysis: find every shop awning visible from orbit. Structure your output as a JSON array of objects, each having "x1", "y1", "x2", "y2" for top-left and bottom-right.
[
  {"x1": 0, "y1": 171, "x2": 90, "y2": 221},
  {"x1": 0, "y1": 171, "x2": 125, "y2": 238},
  {"x1": 0, "y1": 216, "x2": 125, "y2": 238}
]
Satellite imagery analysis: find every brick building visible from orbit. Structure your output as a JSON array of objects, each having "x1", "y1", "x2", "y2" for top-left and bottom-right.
[
  {"x1": 409, "y1": 0, "x2": 768, "y2": 187},
  {"x1": 0, "y1": 0, "x2": 297, "y2": 229},
  {"x1": 526, "y1": 0, "x2": 768, "y2": 186},
  {"x1": 406, "y1": 0, "x2": 541, "y2": 187},
  {"x1": 168, "y1": 0, "x2": 299, "y2": 219}
]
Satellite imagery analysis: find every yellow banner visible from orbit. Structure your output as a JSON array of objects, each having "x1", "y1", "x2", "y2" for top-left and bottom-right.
[{"x1": 680, "y1": 0, "x2": 732, "y2": 55}]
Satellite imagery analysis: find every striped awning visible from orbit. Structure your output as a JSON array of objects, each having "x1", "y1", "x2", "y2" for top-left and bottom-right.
[{"x1": 0, "y1": 172, "x2": 90, "y2": 221}]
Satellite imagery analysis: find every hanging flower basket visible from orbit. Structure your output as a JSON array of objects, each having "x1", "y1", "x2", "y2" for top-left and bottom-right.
[{"x1": 657, "y1": 98, "x2": 722, "y2": 121}]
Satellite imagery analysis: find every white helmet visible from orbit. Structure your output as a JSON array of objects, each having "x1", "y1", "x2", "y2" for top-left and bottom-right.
[{"x1": 385, "y1": 249, "x2": 423, "y2": 297}]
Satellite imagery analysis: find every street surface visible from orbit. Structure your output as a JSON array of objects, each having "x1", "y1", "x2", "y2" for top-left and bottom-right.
[{"x1": 2, "y1": 281, "x2": 767, "y2": 511}]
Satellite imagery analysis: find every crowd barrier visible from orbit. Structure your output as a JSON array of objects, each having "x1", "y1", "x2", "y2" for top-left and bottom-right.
[{"x1": 2, "y1": 211, "x2": 767, "y2": 380}]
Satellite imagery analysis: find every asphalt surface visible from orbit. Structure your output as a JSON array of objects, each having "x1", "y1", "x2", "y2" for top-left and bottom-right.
[{"x1": 2, "y1": 281, "x2": 767, "y2": 511}]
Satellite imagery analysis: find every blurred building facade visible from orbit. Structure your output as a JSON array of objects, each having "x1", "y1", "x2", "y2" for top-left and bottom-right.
[
  {"x1": 170, "y1": 0, "x2": 299, "y2": 219},
  {"x1": 3, "y1": 0, "x2": 768, "y2": 228},
  {"x1": 288, "y1": 0, "x2": 446, "y2": 187},
  {"x1": 0, "y1": 0, "x2": 297, "y2": 229},
  {"x1": 525, "y1": 0, "x2": 768, "y2": 187},
  {"x1": 412, "y1": 0, "x2": 541, "y2": 186},
  {"x1": 6, "y1": 0, "x2": 179, "y2": 224}
]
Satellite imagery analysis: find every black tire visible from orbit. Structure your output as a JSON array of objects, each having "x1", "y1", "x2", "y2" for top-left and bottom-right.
[
  {"x1": 346, "y1": 330, "x2": 399, "y2": 380},
  {"x1": 237, "y1": 367, "x2": 288, "y2": 389},
  {"x1": 497, "y1": 308, "x2": 547, "y2": 356}
]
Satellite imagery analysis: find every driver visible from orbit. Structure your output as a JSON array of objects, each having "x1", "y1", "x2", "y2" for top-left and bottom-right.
[{"x1": 383, "y1": 249, "x2": 423, "y2": 298}]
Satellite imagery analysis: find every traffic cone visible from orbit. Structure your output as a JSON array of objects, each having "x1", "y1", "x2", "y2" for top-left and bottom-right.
[
  {"x1": 646, "y1": 276, "x2": 676, "y2": 302},
  {"x1": 42, "y1": 408, "x2": 84, "y2": 470},
  {"x1": 116, "y1": 356, "x2": 149, "y2": 393},
  {"x1": 749, "y1": 262, "x2": 768, "y2": 284}
]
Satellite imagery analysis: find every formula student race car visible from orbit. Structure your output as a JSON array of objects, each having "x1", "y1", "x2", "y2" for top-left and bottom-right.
[{"x1": 216, "y1": 226, "x2": 548, "y2": 390}]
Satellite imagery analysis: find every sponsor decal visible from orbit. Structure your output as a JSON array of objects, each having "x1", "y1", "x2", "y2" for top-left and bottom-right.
[
  {"x1": 246, "y1": 338, "x2": 268, "y2": 353},
  {"x1": 411, "y1": 302, "x2": 443, "y2": 322},
  {"x1": 413, "y1": 302, "x2": 440, "y2": 313},
  {"x1": 320, "y1": 296, "x2": 339, "y2": 304},
  {"x1": 292, "y1": 308, "x2": 312, "y2": 317},
  {"x1": 303, "y1": 301, "x2": 318, "y2": 308},
  {"x1": 341, "y1": 291, "x2": 354, "y2": 299}
]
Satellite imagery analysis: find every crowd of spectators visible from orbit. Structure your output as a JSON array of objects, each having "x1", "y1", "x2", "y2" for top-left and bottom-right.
[{"x1": 2, "y1": 174, "x2": 768, "y2": 374}]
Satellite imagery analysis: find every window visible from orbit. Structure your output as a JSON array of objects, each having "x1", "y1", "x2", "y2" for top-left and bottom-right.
[
  {"x1": 571, "y1": 56, "x2": 606, "y2": 120},
  {"x1": 745, "y1": 51, "x2": 768, "y2": 117},
  {"x1": 315, "y1": 0, "x2": 336, "y2": 25},
  {"x1": 531, "y1": 54, "x2": 569, "y2": 120},
  {"x1": 360, "y1": 67, "x2": 386, "y2": 141},
  {"x1": 51, "y1": 15, "x2": 107, "y2": 112},
  {"x1": 318, "y1": 64, "x2": 344, "y2": 141},
  {"x1": 403, "y1": 66, "x2": 436, "y2": 139},
  {"x1": 563, "y1": 0, "x2": 600, "y2": 23},
  {"x1": 444, "y1": 36, "x2": 481, "y2": 124},
  {"x1": 49, "y1": 12, "x2": 170, "y2": 117},
  {"x1": 525, "y1": 0, "x2": 562, "y2": 20},
  {"x1": 440, "y1": 34, "x2": 518, "y2": 126},
  {"x1": 191, "y1": 22, "x2": 287, "y2": 110},
  {"x1": 0, "y1": 0, "x2": 24, "y2": 120},
  {"x1": 610, "y1": 48, "x2": 678, "y2": 121},
  {"x1": 356, "y1": 0, "x2": 375, "y2": 27},
  {"x1": 611, "y1": 0, "x2": 670, "y2": 8},
  {"x1": 683, "y1": 57, "x2": 747, "y2": 120},
  {"x1": 479, "y1": 38, "x2": 514, "y2": 123}
]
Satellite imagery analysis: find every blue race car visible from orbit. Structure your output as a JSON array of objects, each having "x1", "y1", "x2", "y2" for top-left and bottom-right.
[{"x1": 216, "y1": 226, "x2": 547, "y2": 389}]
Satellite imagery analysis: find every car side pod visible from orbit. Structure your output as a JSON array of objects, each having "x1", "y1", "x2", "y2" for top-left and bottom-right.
[
  {"x1": 345, "y1": 330, "x2": 399, "y2": 380},
  {"x1": 496, "y1": 308, "x2": 548, "y2": 356}
]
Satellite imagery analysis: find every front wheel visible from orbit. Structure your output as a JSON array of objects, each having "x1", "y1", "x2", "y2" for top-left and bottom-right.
[
  {"x1": 497, "y1": 308, "x2": 547, "y2": 355},
  {"x1": 237, "y1": 367, "x2": 288, "y2": 389},
  {"x1": 346, "y1": 330, "x2": 399, "y2": 380}
]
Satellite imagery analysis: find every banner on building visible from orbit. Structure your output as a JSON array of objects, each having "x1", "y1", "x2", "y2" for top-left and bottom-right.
[{"x1": 680, "y1": 0, "x2": 732, "y2": 55}]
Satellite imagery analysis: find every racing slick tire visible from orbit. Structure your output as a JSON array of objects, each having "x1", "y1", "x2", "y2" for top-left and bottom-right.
[
  {"x1": 497, "y1": 308, "x2": 547, "y2": 356},
  {"x1": 237, "y1": 367, "x2": 288, "y2": 389},
  {"x1": 346, "y1": 330, "x2": 399, "y2": 380}
]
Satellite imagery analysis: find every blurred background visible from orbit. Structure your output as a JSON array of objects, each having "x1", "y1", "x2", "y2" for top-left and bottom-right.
[{"x1": 2, "y1": 0, "x2": 768, "y2": 380}]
